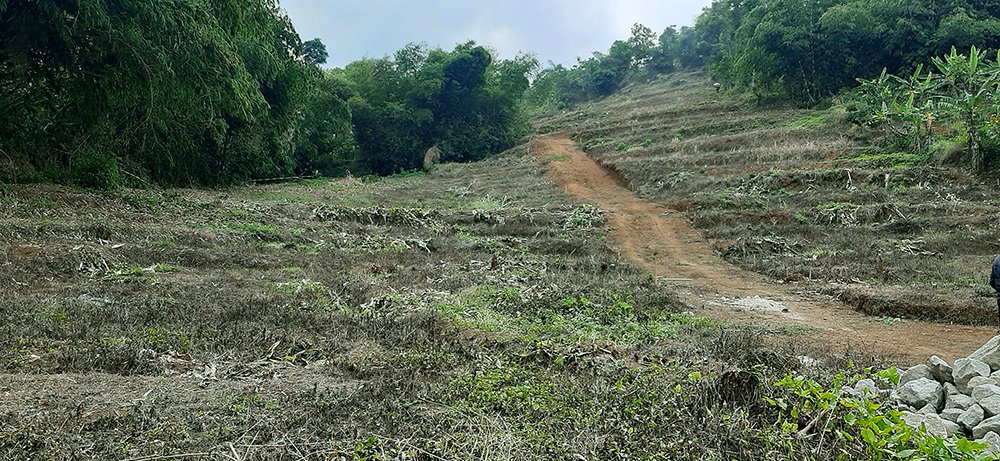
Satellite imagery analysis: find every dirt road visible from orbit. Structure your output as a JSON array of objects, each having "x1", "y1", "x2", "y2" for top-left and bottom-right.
[{"x1": 533, "y1": 133, "x2": 994, "y2": 364}]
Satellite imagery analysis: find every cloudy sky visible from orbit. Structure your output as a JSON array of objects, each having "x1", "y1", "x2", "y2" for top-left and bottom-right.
[{"x1": 280, "y1": 0, "x2": 713, "y2": 68}]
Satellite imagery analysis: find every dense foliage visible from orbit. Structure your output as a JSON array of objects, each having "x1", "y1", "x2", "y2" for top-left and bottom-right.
[
  {"x1": 0, "y1": 3, "x2": 534, "y2": 186},
  {"x1": 525, "y1": 24, "x2": 702, "y2": 110},
  {"x1": 700, "y1": 0, "x2": 1000, "y2": 102},
  {"x1": 342, "y1": 43, "x2": 536, "y2": 175},
  {"x1": 0, "y1": 0, "x2": 312, "y2": 187},
  {"x1": 7, "y1": 0, "x2": 1000, "y2": 185},
  {"x1": 858, "y1": 46, "x2": 1000, "y2": 171},
  {"x1": 529, "y1": 0, "x2": 1000, "y2": 109}
]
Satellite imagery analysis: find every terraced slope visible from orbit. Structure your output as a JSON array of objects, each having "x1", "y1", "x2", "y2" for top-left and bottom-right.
[
  {"x1": 533, "y1": 133, "x2": 991, "y2": 364},
  {"x1": 536, "y1": 71, "x2": 1000, "y2": 326}
]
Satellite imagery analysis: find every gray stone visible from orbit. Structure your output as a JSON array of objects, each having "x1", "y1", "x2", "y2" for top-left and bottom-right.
[
  {"x1": 923, "y1": 414, "x2": 963, "y2": 437},
  {"x1": 901, "y1": 364, "x2": 935, "y2": 387},
  {"x1": 960, "y1": 405, "x2": 986, "y2": 432},
  {"x1": 943, "y1": 419, "x2": 964, "y2": 437},
  {"x1": 901, "y1": 411, "x2": 924, "y2": 430},
  {"x1": 946, "y1": 394, "x2": 975, "y2": 411},
  {"x1": 954, "y1": 358, "x2": 992, "y2": 393},
  {"x1": 974, "y1": 415, "x2": 1000, "y2": 439},
  {"x1": 969, "y1": 376, "x2": 1000, "y2": 392},
  {"x1": 939, "y1": 416, "x2": 965, "y2": 437},
  {"x1": 982, "y1": 395, "x2": 1000, "y2": 417},
  {"x1": 918, "y1": 403, "x2": 938, "y2": 415},
  {"x1": 839, "y1": 386, "x2": 861, "y2": 398},
  {"x1": 941, "y1": 408, "x2": 965, "y2": 423},
  {"x1": 973, "y1": 384, "x2": 1000, "y2": 403},
  {"x1": 945, "y1": 382, "x2": 961, "y2": 396},
  {"x1": 929, "y1": 355, "x2": 955, "y2": 384},
  {"x1": 897, "y1": 378, "x2": 944, "y2": 411},
  {"x1": 970, "y1": 336, "x2": 1000, "y2": 372},
  {"x1": 854, "y1": 379, "x2": 879, "y2": 397},
  {"x1": 982, "y1": 431, "x2": 1000, "y2": 453}
]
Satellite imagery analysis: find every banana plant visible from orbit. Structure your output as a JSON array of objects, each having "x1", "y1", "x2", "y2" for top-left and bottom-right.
[
  {"x1": 858, "y1": 65, "x2": 935, "y2": 152},
  {"x1": 929, "y1": 46, "x2": 1000, "y2": 172}
]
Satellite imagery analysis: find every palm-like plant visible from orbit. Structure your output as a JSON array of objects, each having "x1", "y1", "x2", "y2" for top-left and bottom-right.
[{"x1": 928, "y1": 46, "x2": 1000, "y2": 172}]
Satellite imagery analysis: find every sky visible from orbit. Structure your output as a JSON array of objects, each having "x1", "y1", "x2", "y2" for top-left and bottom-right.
[{"x1": 280, "y1": 0, "x2": 714, "y2": 68}]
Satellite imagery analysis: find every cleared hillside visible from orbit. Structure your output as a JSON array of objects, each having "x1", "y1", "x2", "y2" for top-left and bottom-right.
[
  {"x1": 537, "y1": 72, "x2": 1000, "y2": 326},
  {"x1": 1, "y1": 153, "x2": 875, "y2": 459},
  {"x1": 3, "y1": 73, "x2": 999, "y2": 459}
]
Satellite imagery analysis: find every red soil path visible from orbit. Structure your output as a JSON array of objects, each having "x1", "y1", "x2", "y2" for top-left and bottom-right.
[{"x1": 533, "y1": 133, "x2": 994, "y2": 364}]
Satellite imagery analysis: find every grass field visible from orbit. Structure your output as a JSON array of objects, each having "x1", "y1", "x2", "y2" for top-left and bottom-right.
[
  {"x1": 537, "y1": 71, "x2": 1000, "y2": 325},
  {"x1": 1, "y1": 150, "x2": 881, "y2": 459}
]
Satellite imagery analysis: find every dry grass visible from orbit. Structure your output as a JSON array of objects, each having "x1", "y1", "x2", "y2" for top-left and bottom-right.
[{"x1": 0, "y1": 151, "x2": 880, "y2": 459}]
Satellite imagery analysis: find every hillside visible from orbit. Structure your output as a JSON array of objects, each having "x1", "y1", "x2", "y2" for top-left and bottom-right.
[
  {"x1": 0, "y1": 155, "x2": 855, "y2": 459},
  {"x1": 2, "y1": 73, "x2": 999, "y2": 459},
  {"x1": 537, "y1": 71, "x2": 1000, "y2": 326}
]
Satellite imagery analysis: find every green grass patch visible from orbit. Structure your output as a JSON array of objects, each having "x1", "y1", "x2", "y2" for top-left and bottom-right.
[
  {"x1": 437, "y1": 285, "x2": 718, "y2": 347},
  {"x1": 223, "y1": 221, "x2": 286, "y2": 237},
  {"x1": 793, "y1": 110, "x2": 838, "y2": 128},
  {"x1": 836, "y1": 152, "x2": 928, "y2": 169}
]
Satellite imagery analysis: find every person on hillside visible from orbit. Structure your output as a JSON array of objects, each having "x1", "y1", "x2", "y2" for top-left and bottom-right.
[
  {"x1": 713, "y1": 82, "x2": 722, "y2": 93},
  {"x1": 992, "y1": 254, "x2": 1000, "y2": 331}
]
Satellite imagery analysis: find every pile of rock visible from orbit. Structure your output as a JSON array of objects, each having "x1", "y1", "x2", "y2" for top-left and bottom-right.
[{"x1": 889, "y1": 336, "x2": 1000, "y2": 447}]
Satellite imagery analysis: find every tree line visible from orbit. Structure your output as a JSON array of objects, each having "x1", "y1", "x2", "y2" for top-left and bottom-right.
[
  {"x1": 334, "y1": 43, "x2": 535, "y2": 176},
  {"x1": 525, "y1": 23, "x2": 707, "y2": 110},
  {"x1": 0, "y1": 0, "x2": 534, "y2": 187},
  {"x1": 1, "y1": 0, "x2": 311, "y2": 187},
  {"x1": 528, "y1": 0, "x2": 1000, "y2": 108},
  {"x1": 5, "y1": 0, "x2": 1000, "y2": 187},
  {"x1": 523, "y1": 0, "x2": 1000, "y2": 170},
  {"x1": 700, "y1": 0, "x2": 1000, "y2": 103}
]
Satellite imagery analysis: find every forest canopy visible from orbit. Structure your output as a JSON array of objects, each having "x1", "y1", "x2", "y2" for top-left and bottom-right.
[
  {"x1": 0, "y1": 1, "x2": 534, "y2": 186},
  {"x1": 0, "y1": 0, "x2": 312, "y2": 187},
  {"x1": 528, "y1": 0, "x2": 1000, "y2": 108},
  {"x1": 4, "y1": 0, "x2": 1000, "y2": 187}
]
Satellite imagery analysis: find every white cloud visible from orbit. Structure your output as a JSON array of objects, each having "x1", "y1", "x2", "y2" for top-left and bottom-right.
[
  {"x1": 279, "y1": 0, "x2": 713, "y2": 67},
  {"x1": 460, "y1": 19, "x2": 526, "y2": 58}
]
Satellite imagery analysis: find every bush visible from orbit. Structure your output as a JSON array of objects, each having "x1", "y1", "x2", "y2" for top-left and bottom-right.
[{"x1": 71, "y1": 149, "x2": 123, "y2": 190}]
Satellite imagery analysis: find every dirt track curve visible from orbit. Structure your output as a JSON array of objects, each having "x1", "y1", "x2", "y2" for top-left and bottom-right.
[{"x1": 533, "y1": 133, "x2": 994, "y2": 364}]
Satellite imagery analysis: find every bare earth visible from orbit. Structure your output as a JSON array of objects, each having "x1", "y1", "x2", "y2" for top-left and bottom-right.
[{"x1": 533, "y1": 133, "x2": 994, "y2": 364}]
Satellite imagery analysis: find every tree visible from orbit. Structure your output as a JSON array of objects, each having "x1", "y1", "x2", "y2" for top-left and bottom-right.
[
  {"x1": 649, "y1": 27, "x2": 679, "y2": 73},
  {"x1": 303, "y1": 38, "x2": 329, "y2": 65},
  {"x1": 0, "y1": 0, "x2": 312, "y2": 186},
  {"x1": 342, "y1": 42, "x2": 535, "y2": 174},
  {"x1": 859, "y1": 46, "x2": 1000, "y2": 172},
  {"x1": 295, "y1": 70, "x2": 357, "y2": 175},
  {"x1": 929, "y1": 46, "x2": 999, "y2": 171},
  {"x1": 626, "y1": 23, "x2": 657, "y2": 68}
]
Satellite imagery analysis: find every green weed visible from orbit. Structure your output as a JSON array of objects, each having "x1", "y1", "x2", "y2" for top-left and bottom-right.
[{"x1": 837, "y1": 152, "x2": 928, "y2": 169}]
